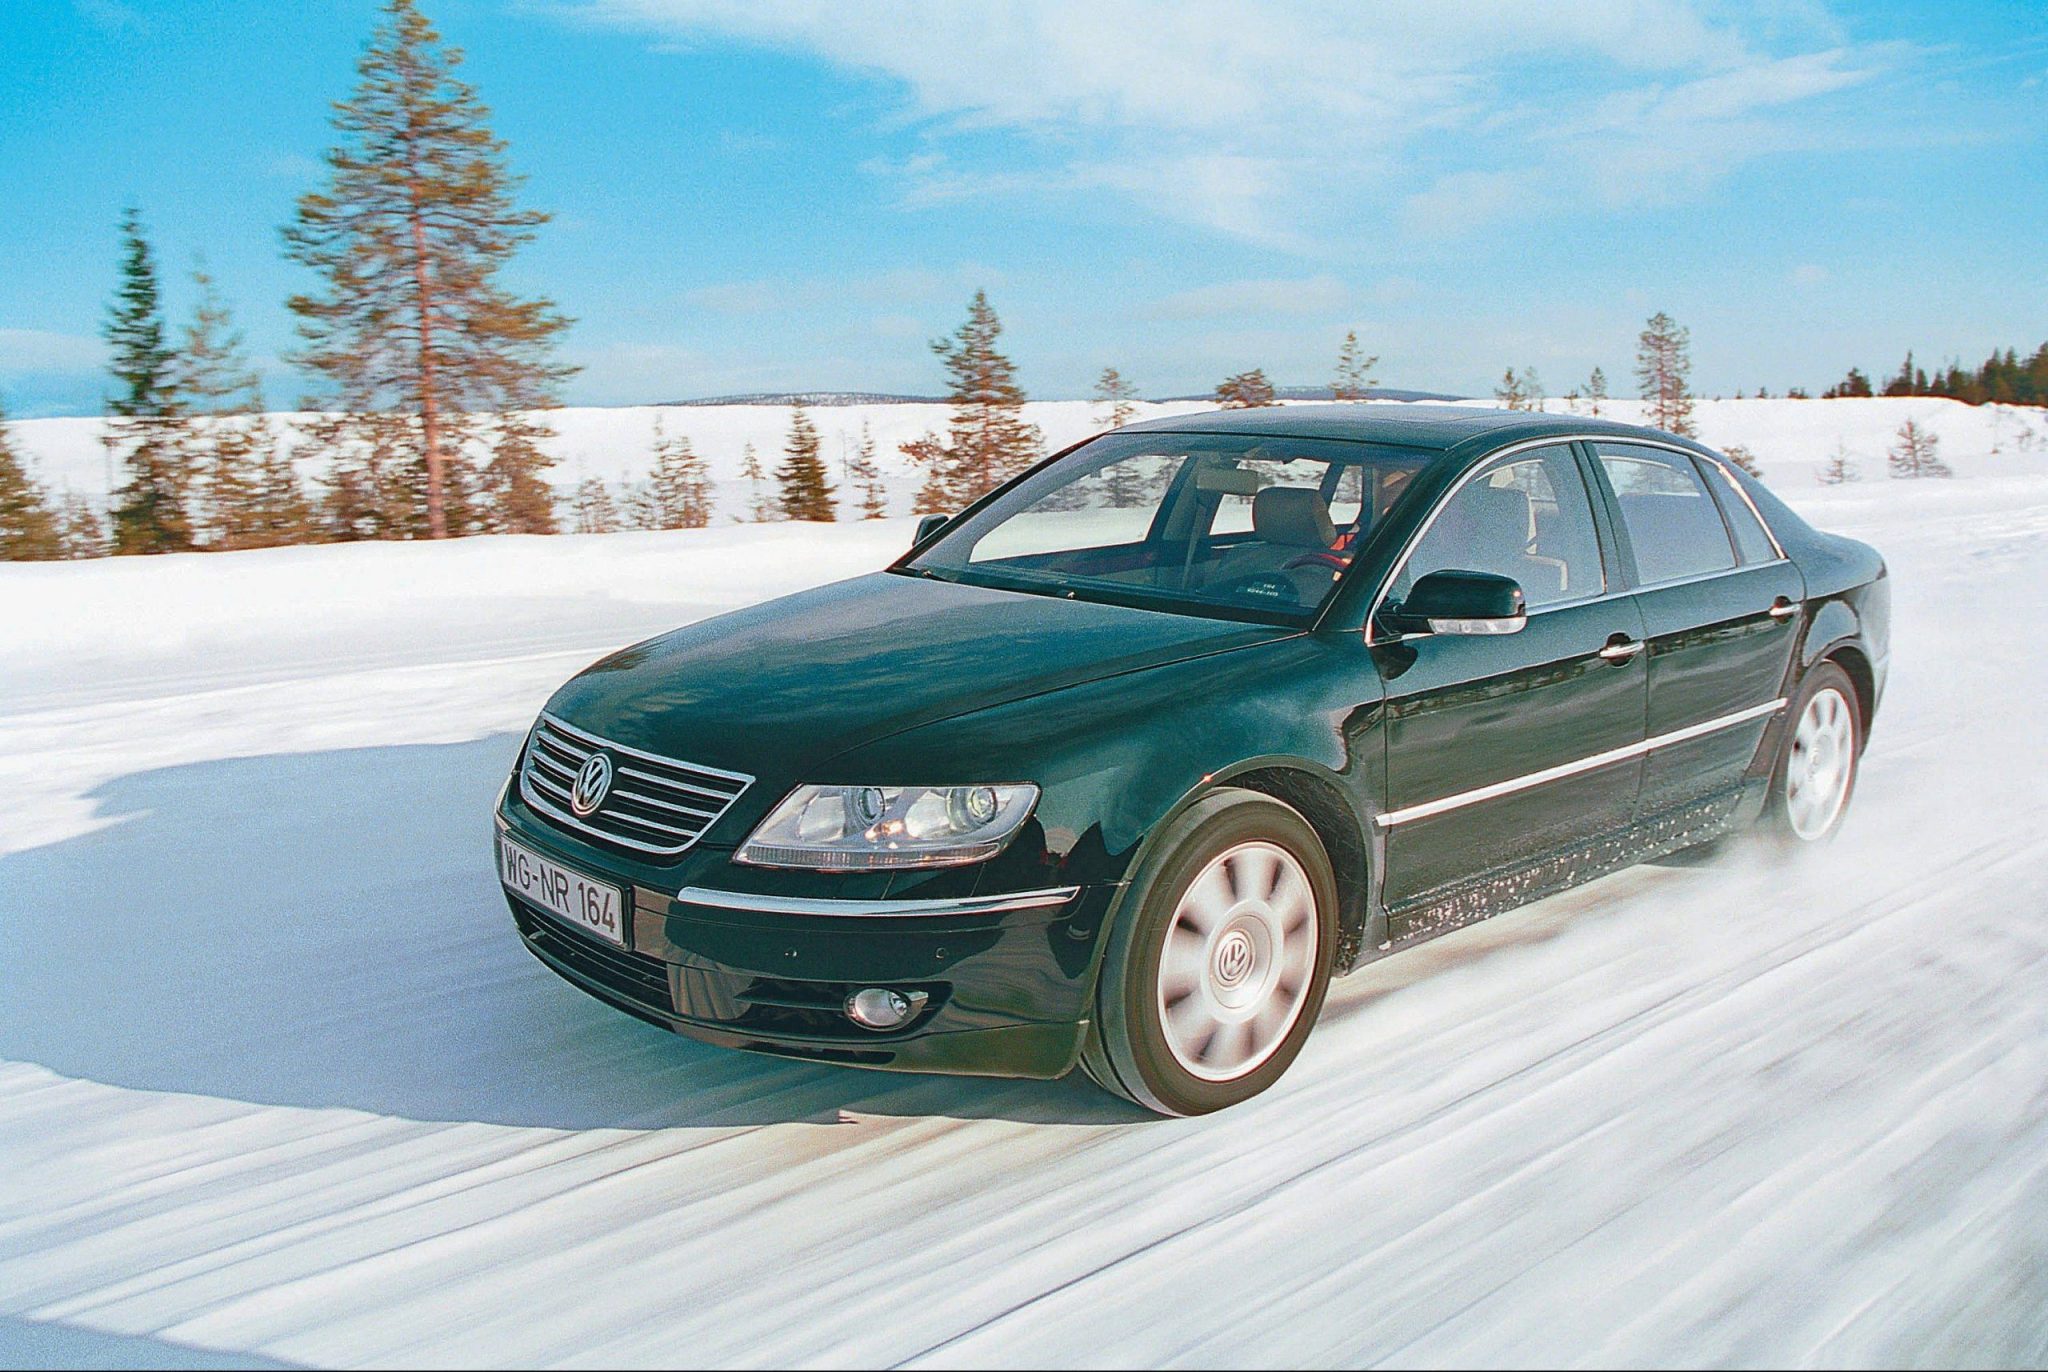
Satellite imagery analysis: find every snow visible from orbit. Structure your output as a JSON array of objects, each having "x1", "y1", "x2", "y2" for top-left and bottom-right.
[{"x1": 3, "y1": 401, "x2": 2047, "y2": 1367}]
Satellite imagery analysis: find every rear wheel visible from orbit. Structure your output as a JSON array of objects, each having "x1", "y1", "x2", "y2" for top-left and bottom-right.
[
  {"x1": 1763, "y1": 661, "x2": 1861, "y2": 847},
  {"x1": 1081, "y1": 789, "x2": 1337, "y2": 1116}
]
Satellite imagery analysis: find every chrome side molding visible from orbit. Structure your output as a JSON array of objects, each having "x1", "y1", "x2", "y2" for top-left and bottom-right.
[{"x1": 1377, "y1": 698, "x2": 1788, "y2": 829}]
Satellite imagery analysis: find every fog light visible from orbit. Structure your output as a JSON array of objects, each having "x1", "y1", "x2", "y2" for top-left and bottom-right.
[{"x1": 845, "y1": 987, "x2": 928, "y2": 1031}]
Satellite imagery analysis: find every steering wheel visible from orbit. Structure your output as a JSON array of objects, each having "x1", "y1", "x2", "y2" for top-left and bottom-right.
[
  {"x1": 1283, "y1": 550, "x2": 1349, "y2": 573},
  {"x1": 1210, "y1": 572, "x2": 1302, "y2": 605}
]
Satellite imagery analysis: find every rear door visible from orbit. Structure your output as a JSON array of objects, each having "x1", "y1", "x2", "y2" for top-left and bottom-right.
[
  {"x1": 1374, "y1": 443, "x2": 1648, "y2": 912},
  {"x1": 1590, "y1": 442, "x2": 1805, "y2": 816}
]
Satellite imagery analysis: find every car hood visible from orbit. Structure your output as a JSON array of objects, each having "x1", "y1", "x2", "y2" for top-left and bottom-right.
[{"x1": 544, "y1": 570, "x2": 1294, "y2": 780}]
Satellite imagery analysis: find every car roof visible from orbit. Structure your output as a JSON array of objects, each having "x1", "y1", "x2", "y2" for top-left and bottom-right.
[{"x1": 1118, "y1": 402, "x2": 1698, "y2": 456}]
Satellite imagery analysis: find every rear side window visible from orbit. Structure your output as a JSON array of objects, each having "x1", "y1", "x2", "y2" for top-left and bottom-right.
[
  {"x1": 1703, "y1": 460, "x2": 1780, "y2": 564},
  {"x1": 1596, "y1": 444, "x2": 1736, "y2": 585}
]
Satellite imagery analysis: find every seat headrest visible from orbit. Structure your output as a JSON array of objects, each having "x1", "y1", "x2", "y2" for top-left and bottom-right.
[
  {"x1": 1466, "y1": 484, "x2": 1532, "y2": 548},
  {"x1": 1252, "y1": 486, "x2": 1335, "y2": 549}
]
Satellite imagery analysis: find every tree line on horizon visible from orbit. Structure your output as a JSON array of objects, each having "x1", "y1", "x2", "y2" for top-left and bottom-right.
[{"x1": 0, "y1": 0, "x2": 2033, "y2": 561}]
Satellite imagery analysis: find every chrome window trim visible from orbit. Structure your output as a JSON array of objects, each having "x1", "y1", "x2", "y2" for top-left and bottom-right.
[
  {"x1": 672, "y1": 885, "x2": 1082, "y2": 918},
  {"x1": 1698, "y1": 454, "x2": 1789, "y2": 561},
  {"x1": 1366, "y1": 436, "x2": 1605, "y2": 645},
  {"x1": 1367, "y1": 433, "x2": 1795, "y2": 645},
  {"x1": 1375, "y1": 697, "x2": 1788, "y2": 829}
]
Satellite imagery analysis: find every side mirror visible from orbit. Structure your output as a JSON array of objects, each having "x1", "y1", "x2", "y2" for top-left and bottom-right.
[
  {"x1": 1386, "y1": 569, "x2": 1526, "y2": 636},
  {"x1": 913, "y1": 513, "x2": 950, "y2": 547}
]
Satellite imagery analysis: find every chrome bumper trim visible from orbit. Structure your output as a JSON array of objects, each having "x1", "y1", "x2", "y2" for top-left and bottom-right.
[{"x1": 672, "y1": 885, "x2": 1082, "y2": 918}]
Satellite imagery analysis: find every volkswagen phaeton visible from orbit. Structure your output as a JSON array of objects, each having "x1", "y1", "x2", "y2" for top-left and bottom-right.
[{"x1": 495, "y1": 405, "x2": 1888, "y2": 1115}]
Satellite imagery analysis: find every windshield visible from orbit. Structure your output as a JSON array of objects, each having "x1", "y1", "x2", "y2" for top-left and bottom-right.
[{"x1": 901, "y1": 432, "x2": 1432, "y2": 624}]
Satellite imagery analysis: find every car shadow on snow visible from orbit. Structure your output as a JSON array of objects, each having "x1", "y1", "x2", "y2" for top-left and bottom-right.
[{"x1": 0, "y1": 734, "x2": 1148, "y2": 1130}]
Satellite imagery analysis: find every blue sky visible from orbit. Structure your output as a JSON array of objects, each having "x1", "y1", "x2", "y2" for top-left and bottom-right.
[{"x1": 1, "y1": 0, "x2": 2043, "y2": 416}]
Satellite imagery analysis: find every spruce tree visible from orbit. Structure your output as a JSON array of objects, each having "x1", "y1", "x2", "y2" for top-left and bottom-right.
[
  {"x1": 1887, "y1": 418, "x2": 1951, "y2": 478},
  {"x1": 775, "y1": 404, "x2": 837, "y2": 521},
  {"x1": 1585, "y1": 366, "x2": 1609, "y2": 416},
  {"x1": 1214, "y1": 368, "x2": 1277, "y2": 408},
  {"x1": 737, "y1": 441, "x2": 775, "y2": 521},
  {"x1": 1635, "y1": 312, "x2": 1697, "y2": 436},
  {"x1": 1721, "y1": 443, "x2": 1765, "y2": 479},
  {"x1": 901, "y1": 291, "x2": 1042, "y2": 513},
  {"x1": 0, "y1": 397, "x2": 62, "y2": 560},
  {"x1": 640, "y1": 418, "x2": 714, "y2": 529},
  {"x1": 1332, "y1": 331, "x2": 1377, "y2": 401},
  {"x1": 174, "y1": 267, "x2": 294, "y2": 550},
  {"x1": 1816, "y1": 442, "x2": 1859, "y2": 485},
  {"x1": 285, "y1": 0, "x2": 574, "y2": 540},
  {"x1": 572, "y1": 475, "x2": 621, "y2": 533},
  {"x1": 476, "y1": 410, "x2": 558, "y2": 533},
  {"x1": 845, "y1": 422, "x2": 888, "y2": 520},
  {"x1": 104, "y1": 207, "x2": 192, "y2": 554},
  {"x1": 1094, "y1": 365, "x2": 1140, "y2": 428}
]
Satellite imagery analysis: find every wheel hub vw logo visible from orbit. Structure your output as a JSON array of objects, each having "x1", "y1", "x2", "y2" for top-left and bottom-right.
[
  {"x1": 1214, "y1": 930, "x2": 1256, "y2": 988},
  {"x1": 569, "y1": 752, "x2": 614, "y2": 817}
]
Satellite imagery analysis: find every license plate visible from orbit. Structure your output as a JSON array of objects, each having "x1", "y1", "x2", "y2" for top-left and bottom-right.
[{"x1": 499, "y1": 835, "x2": 628, "y2": 948}]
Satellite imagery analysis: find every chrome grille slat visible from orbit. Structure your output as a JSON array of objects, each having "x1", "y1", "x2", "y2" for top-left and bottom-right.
[{"x1": 519, "y1": 713, "x2": 755, "y2": 858}]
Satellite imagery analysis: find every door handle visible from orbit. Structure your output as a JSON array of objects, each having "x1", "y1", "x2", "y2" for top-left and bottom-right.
[
  {"x1": 1767, "y1": 597, "x2": 1798, "y2": 621},
  {"x1": 1598, "y1": 637, "x2": 1644, "y2": 663}
]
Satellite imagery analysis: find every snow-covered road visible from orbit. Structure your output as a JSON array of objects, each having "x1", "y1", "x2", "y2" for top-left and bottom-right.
[{"x1": 3, "y1": 481, "x2": 2046, "y2": 1367}]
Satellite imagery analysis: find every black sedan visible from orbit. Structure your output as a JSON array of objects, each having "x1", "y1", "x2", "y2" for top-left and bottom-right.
[{"x1": 494, "y1": 405, "x2": 1889, "y2": 1115}]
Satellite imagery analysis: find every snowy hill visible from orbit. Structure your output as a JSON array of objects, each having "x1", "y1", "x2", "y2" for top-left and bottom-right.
[{"x1": 13, "y1": 396, "x2": 2045, "y2": 524}]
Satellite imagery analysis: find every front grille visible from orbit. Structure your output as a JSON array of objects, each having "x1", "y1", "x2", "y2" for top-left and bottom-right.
[
  {"x1": 520, "y1": 712, "x2": 752, "y2": 858},
  {"x1": 513, "y1": 900, "x2": 674, "y2": 1014}
]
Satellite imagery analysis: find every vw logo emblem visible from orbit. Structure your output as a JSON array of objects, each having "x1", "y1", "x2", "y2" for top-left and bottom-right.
[
  {"x1": 569, "y1": 752, "x2": 614, "y2": 817},
  {"x1": 1214, "y1": 929, "x2": 1256, "y2": 988}
]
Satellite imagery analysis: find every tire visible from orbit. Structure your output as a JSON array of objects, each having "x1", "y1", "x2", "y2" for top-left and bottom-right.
[
  {"x1": 1080, "y1": 788, "x2": 1338, "y2": 1116},
  {"x1": 1760, "y1": 660, "x2": 1862, "y2": 849}
]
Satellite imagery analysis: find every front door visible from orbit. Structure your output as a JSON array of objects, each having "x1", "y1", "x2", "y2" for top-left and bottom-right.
[
  {"x1": 1374, "y1": 443, "x2": 1648, "y2": 915},
  {"x1": 1591, "y1": 442, "x2": 1805, "y2": 816}
]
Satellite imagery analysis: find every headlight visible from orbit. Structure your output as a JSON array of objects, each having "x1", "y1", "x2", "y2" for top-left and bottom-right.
[{"x1": 734, "y1": 783, "x2": 1040, "y2": 871}]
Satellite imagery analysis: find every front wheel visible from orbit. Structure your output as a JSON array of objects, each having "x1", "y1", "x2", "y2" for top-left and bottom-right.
[
  {"x1": 1080, "y1": 789, "x2": 1338, "y2": 1116},
  {"x1": 1763, "y1": 661, "x2": 1862, "y2": 847}
]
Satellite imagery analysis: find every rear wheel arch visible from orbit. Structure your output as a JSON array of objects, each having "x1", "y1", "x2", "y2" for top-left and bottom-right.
[{"x1": 1819, "y1": 642, "x2": 1876, "y2": 743}]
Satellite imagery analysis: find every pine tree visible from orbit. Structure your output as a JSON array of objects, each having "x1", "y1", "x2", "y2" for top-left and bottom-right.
[
  {"x1": 1721, "y1": 443, "x2": 1765, "y2": 479},
  {"x1": 572, "y1": 475, "x2": 621, "y2": 533},
  {"x1": 284, "y1": 0, "x2": 574, "y2": 540},
  {"x1": 1887, "y1": 418, "x2": 1951, "y2": 478},
  {"x1": 0, "y1": 397, "x2": 61, "y2": 560},
  {"x1": 104, "y1": 207, "x2": 193, "y2": 554},
  {"x1": 845, "y1": 422, "x2": 888, "y2": 520},
  {"x1": 775, "y1": 404, "x2": 837, "y2": 521},
  {"x1": 172, "y1": 266, "x2": 293, "y2": 550},
  {"x1": 475, "y1": 410, "x2": 558, "y2": 533},
  {"x1": 1816, "y1": 442, "x2": 1860, "y2": 485},
  {"x1": 901, "y1": 291, "x2": 1042, "y2": 512},
  {"x1": 1094, "y1": 365, "x2": 1139, "y2": 428},
  {"x1": 1215, "y1": 368, "x2": 1277, "y2": 408},
  {"x1": 638, "y1": 417, "x2": 715, "y2": 528},
  {"x1": 57, "y1": 491, "x2": 109, "y2": 559},
  {"x1": 1635, "y1": 312, "x2": 1697, "y2": 436},
  {"x1": 1332, "y1": 331, "x2": 1377, "y2": 401},
  {"x1": 1585, "y1": 366, "x2": 1609, "y2": 416},
  {"x1": 309, "y1": 409, "x2": 408, "y2": 541}
]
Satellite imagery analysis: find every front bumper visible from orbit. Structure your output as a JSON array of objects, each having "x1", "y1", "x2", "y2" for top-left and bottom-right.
[{"x1": 498, "y1": 814, "x2": 1116, "y2": 1080}]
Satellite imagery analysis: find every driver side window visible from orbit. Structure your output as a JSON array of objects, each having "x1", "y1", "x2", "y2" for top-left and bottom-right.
[{"x1": 1392, "y1": 446, "x2": 1604, "y2": 611}]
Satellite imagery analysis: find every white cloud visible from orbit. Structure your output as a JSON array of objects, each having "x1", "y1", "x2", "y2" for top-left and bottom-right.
[
  {"x1": 569, "y1": 1, "x2": 1897, "y2": 247},
  {"x1": 687, "y1": 265, "x2": 995, "y2": 315}
]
